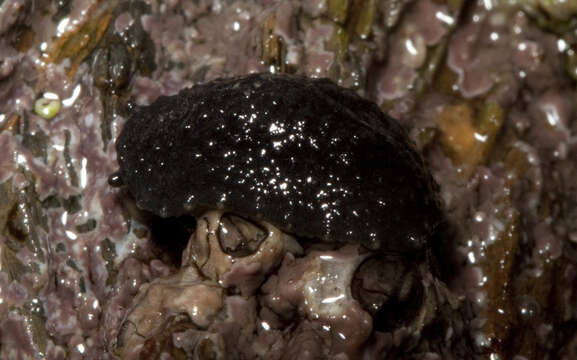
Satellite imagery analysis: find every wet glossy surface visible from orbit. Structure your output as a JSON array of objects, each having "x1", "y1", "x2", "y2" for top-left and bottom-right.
[
  {"x1": 2, "y1": 0, "x2": 576, "y2": 357},
  {"x1": 116, "y1": 73, "x2": 444, "y2": 253}
]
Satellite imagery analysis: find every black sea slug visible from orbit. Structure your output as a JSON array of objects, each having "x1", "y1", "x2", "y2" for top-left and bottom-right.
[{"x1": 112, "y1": 73, "x2": 444, "y2": 254}]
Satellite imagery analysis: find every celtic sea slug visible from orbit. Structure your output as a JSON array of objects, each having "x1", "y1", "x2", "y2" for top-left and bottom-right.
[{"x1": 112, "y1": 73, "x2": 444, "y2": 254}]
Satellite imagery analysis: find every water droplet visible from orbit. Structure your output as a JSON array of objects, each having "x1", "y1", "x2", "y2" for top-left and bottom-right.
[
  {"x1": 107, "y1": 172, "x2": 123, "y2": 187},
  {"x1": 517, "y1": 295, "x2": 540, "y2": 324}
]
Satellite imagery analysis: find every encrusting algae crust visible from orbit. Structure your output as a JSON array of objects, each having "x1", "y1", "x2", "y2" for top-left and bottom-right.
[{"x1": 0, "y1": 0, "x2": 576, "y2": 359}]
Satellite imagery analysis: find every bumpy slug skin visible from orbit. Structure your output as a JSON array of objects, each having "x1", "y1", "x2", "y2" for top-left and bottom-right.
[{"x1": 115, "y1": 73, "x2": 443, "y2": 253}]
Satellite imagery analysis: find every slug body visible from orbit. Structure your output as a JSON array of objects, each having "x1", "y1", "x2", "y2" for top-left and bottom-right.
[{"x1": 115, "y1": 73, "x2": 443, "y2": 253}]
